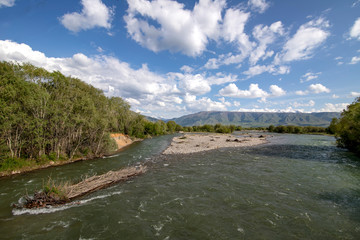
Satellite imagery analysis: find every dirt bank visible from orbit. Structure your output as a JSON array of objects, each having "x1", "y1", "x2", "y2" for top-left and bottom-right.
[{"x1": 110, "y1": 133, "x2": 134, "y2": 150}]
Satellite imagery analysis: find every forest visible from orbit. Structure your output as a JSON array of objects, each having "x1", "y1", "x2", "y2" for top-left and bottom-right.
[{"x1": 0, "y1": 61, "x2": 180, "y2": 171}]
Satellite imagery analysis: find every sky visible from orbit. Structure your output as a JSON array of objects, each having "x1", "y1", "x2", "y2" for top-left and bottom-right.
[{"x1": 0, "y1": 0, "x2": 359, "y2": 119}]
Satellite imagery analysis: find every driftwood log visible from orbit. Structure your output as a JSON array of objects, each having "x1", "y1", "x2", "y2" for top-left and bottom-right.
[{"x1": 22, "y1": 165, "x2": 146, "y2": 209}]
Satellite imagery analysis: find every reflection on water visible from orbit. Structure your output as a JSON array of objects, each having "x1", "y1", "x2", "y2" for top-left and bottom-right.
[{"x1": 0, "y1": 133, "x2": 360, "y2": 239}]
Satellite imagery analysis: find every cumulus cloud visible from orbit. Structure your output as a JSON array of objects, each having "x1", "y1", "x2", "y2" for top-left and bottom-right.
[
  {"x1": 184, "y1": 93, "x2": 229, "y2": 112},
  {"x1": 309, "y1": 83, "x2": 330, "y2": 93},
  {"x1": 349, "y1": 56, "x2": 360, "y2": 64},
  {"x1": 248, "y1": 0, "x2": 269, "y2": 13},
  {"x1": 124, "y1": 0, "x2": 225, "y2": 56},
  {"x1": 300, "y1": 72, "x2": 321, "y2": 82},
  {"x1": 296, "y1": 83, "x2": 330, "y2": 95},
  {"x1": 169, "y1": 71, "x2": 237, "y2": 95},
  {"x1": 0, "y1": 0, "x2": 15, "y2": 7},
  {"x1": 219, "y1": 83, "x2": 285, "y2": 100},
  {"x1": 269, "y1": 85, "x2": 286, "y2": 96},
  {"x1": 60, "y1": 0, "x2": 114, "y2": 32},
  {"x1": 276, "y1": 18, "x2": 330, "y2": 63},
  {"x1": 349, "y1": 17, "x2": 360, "y2": 40},
  {"x1": 319, "y1": 103, "x2": 349, "y2": 112}
]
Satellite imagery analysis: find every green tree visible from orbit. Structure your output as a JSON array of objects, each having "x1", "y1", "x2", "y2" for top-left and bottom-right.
[{"x1": 334, "y1": 97, "x2": 360, "y2": 155}]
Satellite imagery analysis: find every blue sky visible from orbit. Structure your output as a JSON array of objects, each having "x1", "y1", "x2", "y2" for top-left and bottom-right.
[{"x1": 0, "y1": 0, "x2": 359, "y2": 118}]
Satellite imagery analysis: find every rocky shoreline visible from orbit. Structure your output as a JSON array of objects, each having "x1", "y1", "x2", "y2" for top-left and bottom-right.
[{"x1": 163, "y1": 133, "x2": 268, "y2": 154}]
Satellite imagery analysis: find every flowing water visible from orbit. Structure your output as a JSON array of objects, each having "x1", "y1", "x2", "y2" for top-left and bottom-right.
[{"x1": 0, "y1": 133, "x2": 360, "y2": 239}]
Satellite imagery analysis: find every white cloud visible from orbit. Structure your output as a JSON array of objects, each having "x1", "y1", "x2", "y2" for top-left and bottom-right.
[
  {"x1": 295, "y1": 90, "x2": 308, "y2": 96},
  {"x1": 0, "y1": 0, "x2": 15, "y2": 7},
  {"x1": 276, "y1": 18, "x2": 330, "y2": 63},
  {"x1": 204, "y1": 53, "x2": 245, "y2": 69},
  {"x1": 292, "y1": 100, "x2": 315, "y2": 108},
  {"x1": 300, "y1": 72, "x2": 321, "y2": 82},
  {"x1": 350, "y1": 91, "x2": 360, "y2": 98},
  {"x1": 349, "y1": 56, "x2": 360, "y2": 64},
  {"x1": 184, "y1": 93, "x2": 228, "y2": 112},
  {"x1": 180, "y1": 65, "x2": 194, "y2": 73},
  {"x1": 269, "y1": 85, "x2": 286, "y2": 96},
  {"x1": 124, "y1": 0, "x2": 225, "y2": 56},
  {"x1": 309, "y1": 83, "x2": 330, "y2": 93},
  {"x1": 178, "y1": 74, "x2": 211, "y2": 95},
  {"x1": 243, "y1": 64, "x2": 290, "y2": 77},
  {"x1": 248, "y1": 0, "x2": 269, "y2": 14},
  {"x1": 332, "y1": 94, "x2": 339, "y2": 99},
  {"x1": 222, "y1": 8, "x2": 253, "y2": 56},
  {"x1": 349, "y1": 17, "x2": 360, "y2": 40},
  {"x1": 296, "y1": 83, "x2": 330, "y2": 95},
  {"x1": 125, "y1": 98, "x2": 141, "y2": 106},
  {"x1": 168, "y1": 71, "x2": 237, "y2": 95},
  {"x1": 219, "y1": 83, "x2": 285, "y2": 99},
  {"x1": 233, "y1": 101, "x2": 241, "y2": 107},
  {"x1": 250, "y1": 21, "x2": 284, "y2": 65},
  {"x1": 206, "y1": 72, "x2": 238, "y2": 85},
  {"x1": 60, "y1": 0, "x2": 114, "y2": 32},
  {"x1": 319, "y1": 103, "x2": 349, "y2": 112}
]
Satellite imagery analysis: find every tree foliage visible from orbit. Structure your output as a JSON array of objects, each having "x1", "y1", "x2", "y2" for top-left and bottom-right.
[
  {"x1": 183, "y1": 124, "x2": 241, "y2": 134},
  {"x1": 267, "y1": 125, "x2": 327, "y2": 134},
  {"x1": 330, "y1": 97, "x2": 360, "y2": 156}
]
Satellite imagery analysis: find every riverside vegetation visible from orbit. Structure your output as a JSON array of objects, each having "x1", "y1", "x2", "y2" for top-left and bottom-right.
[{"x1": 0, "y1": 61, "x2": 182, "y2": 173}]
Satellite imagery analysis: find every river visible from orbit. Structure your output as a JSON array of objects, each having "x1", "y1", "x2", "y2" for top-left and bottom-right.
[{"x1": 0, "y1": 133, "x2": 359, "y2": 239}]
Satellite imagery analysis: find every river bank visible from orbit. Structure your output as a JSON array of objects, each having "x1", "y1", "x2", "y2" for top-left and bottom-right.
[
  {"x1": 163, "y1": 133, "x2": 268, "y2": 154},
  {"x1": 0, "y1": 133, "x2": 137, "y2": 178}
]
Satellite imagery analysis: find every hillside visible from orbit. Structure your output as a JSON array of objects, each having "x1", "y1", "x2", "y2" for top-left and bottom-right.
[{"x1": 169, "y1": 111, "x2": 341, "y2": 127}]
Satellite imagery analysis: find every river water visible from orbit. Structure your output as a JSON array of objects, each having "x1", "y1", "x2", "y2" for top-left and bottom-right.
[{"x1": 0, "y1": 133, "x2": 360, "y2": 239}]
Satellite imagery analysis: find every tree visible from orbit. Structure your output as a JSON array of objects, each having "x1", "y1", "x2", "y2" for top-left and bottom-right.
[
  {"x1": 166, "y1": 121, "x2": 177, "y2": 133},
  {"x1": 334, "y1": 97, "x2": 360, "y2": 156}
]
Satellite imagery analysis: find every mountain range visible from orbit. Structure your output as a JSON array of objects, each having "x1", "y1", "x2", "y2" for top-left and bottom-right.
[{"x1": 166, "y1": 111, "x2": 341, "y2": 127}]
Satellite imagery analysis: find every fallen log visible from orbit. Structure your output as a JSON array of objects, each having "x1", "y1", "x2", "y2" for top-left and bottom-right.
[
  {"x1": 21, "y1": 165, "x2": 146, "y2": 209},
  {"x1": 67, "y1": 165, "x2": 146, "y2": 200}
]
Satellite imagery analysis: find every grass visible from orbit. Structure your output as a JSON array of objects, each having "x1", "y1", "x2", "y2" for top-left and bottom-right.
[
  {"x1": 0, "y1": 157, "x2": 36, "y2": 172},
  {"x1": 42, "y1": 177, "x2": 70, "y2": 200}
]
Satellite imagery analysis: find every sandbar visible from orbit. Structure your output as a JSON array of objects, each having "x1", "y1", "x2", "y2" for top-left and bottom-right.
[{"x1": 163, "y1": 133, "x2": 267, "y2": 154}]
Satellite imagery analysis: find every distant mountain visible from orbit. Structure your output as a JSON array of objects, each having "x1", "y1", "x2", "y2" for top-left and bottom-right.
[
  {"x1": 168, "y1": 111, "x2": 341, "y2": 127},
  {"x1": 144, "y1": 116, "x2": 160, "y2": 122}
]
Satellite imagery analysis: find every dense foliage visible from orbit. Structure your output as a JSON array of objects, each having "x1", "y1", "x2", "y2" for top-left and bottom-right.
[
  {"x1": 0, "y1": 61, "x2": 174, "y2": 170},
  {"x1": 182, "y1": 124, "x2": 241, "y2": 133},
  {"x1": 267, "y1": 125, "x2": 327, "y2": 134},
  {"x1": 328, "y1": 97, "x2": 360, "y2": 156}
]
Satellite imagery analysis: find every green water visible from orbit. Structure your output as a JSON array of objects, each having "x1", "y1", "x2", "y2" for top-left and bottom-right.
[{"x1": 0, "y1": 133, "x2": 360, "y2": 239}]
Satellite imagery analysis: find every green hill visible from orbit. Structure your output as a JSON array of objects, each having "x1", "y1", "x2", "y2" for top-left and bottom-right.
[{"x1": 169, "y1": 111, "x2": 340, "y2": 127}]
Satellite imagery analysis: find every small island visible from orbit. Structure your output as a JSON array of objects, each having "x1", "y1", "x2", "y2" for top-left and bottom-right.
[{"x1": 163, "y1": 133, "x2": 267, "y2": 154}]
